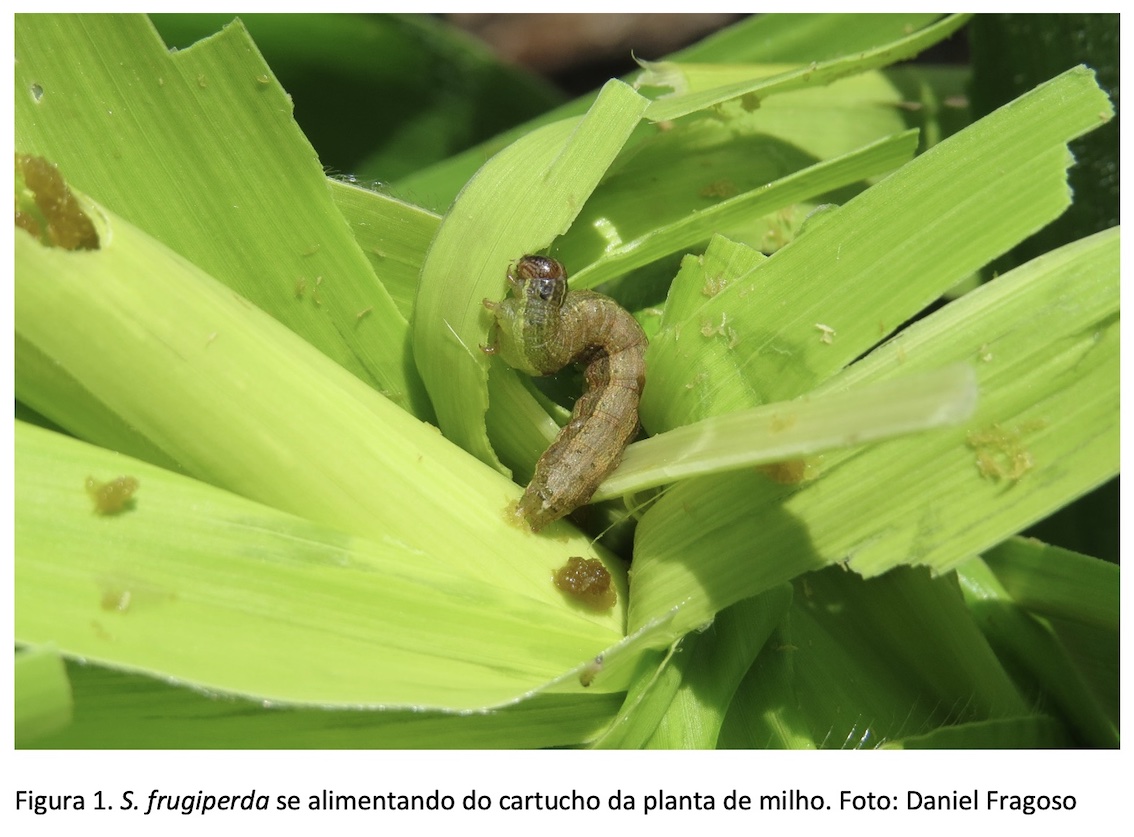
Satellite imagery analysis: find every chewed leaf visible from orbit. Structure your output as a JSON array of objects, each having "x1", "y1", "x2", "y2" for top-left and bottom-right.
[
  {"x1": 628, "y1": 228, "x2": 1118, "y2": 638},
  {"x1": 14, "y1": 15, "x2": 431, "y2": 417},
  {"x1": 14, "y1": 12, "x2": 1119, "y2": 750},
  {"x1": 15, "y1": 197, "x2": 626, "y2": 644},
  {"x1": 643, "y1": 15, "x2": 970, "y2": 122},
  {"x1": 595, "y1": 364, "x2": 977, "y2": 500},
  {"x1": 635, "y1": 60, "x2": 800, "y2": 97},
  {"x1": 14, "y1": 154, "x2": 99, "y2": 251},
  {"x1": 413, "y1": 80, "x2": 648, "y2": 473},
  {"x1": 565, "y1": 129, "x2": 918, "y2": 292},
  {"x1": 641, "y1": 66, "x2": 1114, "y2": 432},
  {"x1": 16, "y1": 422, "x2": 629, "y2": 709}
]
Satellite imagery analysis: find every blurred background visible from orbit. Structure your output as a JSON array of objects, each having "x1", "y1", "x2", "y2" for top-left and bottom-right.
[{"x1": 445, "y1": 13, "x2": 744, "y2": 92}]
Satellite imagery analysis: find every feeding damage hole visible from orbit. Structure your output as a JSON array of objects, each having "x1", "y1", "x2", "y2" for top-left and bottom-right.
[
  {"x1": 553, "y1": 556, "x2": 616, "y2": 611},
  {"x1": 30, "y1": 82, "x2": 44, "y2": 102},
  {"x1": 966, "y1": 420, "x2": 1046, "y2": 483},
  {"x1": 759, "y1": 459, "x2": 815, "y2": 485},
  {"x1": 15, "y1": 153, "x2": 100, "y2": 250},
  {"x1": 86, "y1": 476, "x2": 139, "y2": 515}
]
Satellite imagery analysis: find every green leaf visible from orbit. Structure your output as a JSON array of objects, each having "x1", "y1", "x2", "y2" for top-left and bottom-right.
[
  {"x1": 716, "y1": 623, "x2": 815, "y2": 749},
  {"x1": 16, "y1": 422, "x2": 626, "y2": 709},
  {"x1": 413, "y1": 80, "x2": 649, "y2": 471},
  {"x1": 15, "y1": 646, "x2": 73, "y2": 745},
  {"x1": 641, "y1": 588, "x2": 792, "y2": 749},
  {"x1": 886, "y1": 715, "x2": 1072, "y2": 749},
  {"x1": 617, "y1": 69, "x2": 1116, "y2": 643},
  {"x1": 720, "y1": 567, "x2": 1032, "y2": 748},
  {"x1": 970, "y1": 14, "x2": 1119, "y2": 255},
  {"x1": 639, "y1": 15, "x2": 971, "y2": 122},
  {"x1": 14, "y1": 14, "x2": 1119, "y2": 750},
  {"x1": 151, "y1": 13, "x2": 564, "y2": 180},
  {"x1": 15, "y1": 195, "x2": 647, "y2": 708},
  {"x1": 29, "y1": 662, "x2": 623, "y2": 749},
  {"x1": 641, "y1": 66, "x2": 1114, "y2": 430},
  {"x1": 595, "y1": 362, "x2": 976, "y2": 501},
  {"x1": 328, "y1": 178, "x2": 441, "y2": 320},
  {"x1": 629, "y1": 225, "x2": 1117, "y2": 638},
  {"x1": 564, "y1": 130, "x2": 920, "y2": 292},
  {"x1": 983, "y1": 538, "x2": 1118, "y2": 632},
  {"x1": 397, "y1": 13, "x2": 954, "y2": 208},
  {"x1": 956, "y1": 542, "x2": 1118, "y2": 746},
  {"x1": 14, "y1": 14, "x2": 432, "y2": 417}
]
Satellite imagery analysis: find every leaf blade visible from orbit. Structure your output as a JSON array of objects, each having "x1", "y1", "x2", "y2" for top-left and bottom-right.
[{"x1": 413, "y1": 80, "x2": 650, "y2": 470}]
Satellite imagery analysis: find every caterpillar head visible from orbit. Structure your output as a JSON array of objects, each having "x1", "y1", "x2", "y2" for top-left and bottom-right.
[
  {"x1": 485, "y1": 255, "x2": 570, "y2": 375},
  {"x1": 508, "y1": 255, "x2": 568, "y2": 309}
]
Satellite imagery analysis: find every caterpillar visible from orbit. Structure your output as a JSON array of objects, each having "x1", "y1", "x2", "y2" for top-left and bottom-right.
[{"x1": 484, "y1": 255, "x2": 647, "y2": 531}]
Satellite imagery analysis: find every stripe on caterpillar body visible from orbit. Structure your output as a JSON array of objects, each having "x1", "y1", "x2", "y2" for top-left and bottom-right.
[{"x1": 484, "y1": 255, "x2": 647, "y2": 531}]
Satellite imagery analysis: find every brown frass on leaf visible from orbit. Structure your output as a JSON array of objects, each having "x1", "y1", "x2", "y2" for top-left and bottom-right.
[
  {"x1": 553, "y1": 556, "x2": 616, "y2": 611},
  {"x1": 86, "y1": 476, "x2": 139, "y2": 515},
  {"x1": 15, "y1": 153, "x2": 99, "y2": 250}
]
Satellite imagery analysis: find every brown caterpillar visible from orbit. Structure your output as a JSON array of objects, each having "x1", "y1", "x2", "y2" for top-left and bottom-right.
[{"x1": 484, "y1": 255, "x2": 647, "y2": 531}]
